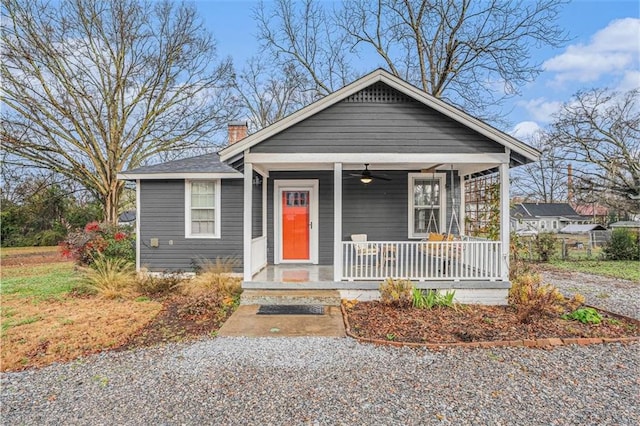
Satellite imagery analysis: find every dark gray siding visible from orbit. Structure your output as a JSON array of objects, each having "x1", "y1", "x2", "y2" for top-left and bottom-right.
[
  {"x1": 267, "y1": 171, "x2": 334, "y2": 265},
  {"x1": 251, "y1": 99, "x2": 503, "y2": 154},
  {"x1": 139, "y1": 179, "x2": 243, "y2": 272},
  {"x1": 342, "y1": 170, "x2": 460, "y2": 240}
]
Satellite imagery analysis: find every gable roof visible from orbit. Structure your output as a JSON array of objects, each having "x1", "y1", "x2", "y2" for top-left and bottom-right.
[
  {"x1": 219, "y1": 68, "x2": 540, "y2": 164},
  {"x1": 511, "y1": 202, "x2": 583, "y2": 219},
  {"x1": 118, "y1": 153, "x2": 242, "y2": 180}
]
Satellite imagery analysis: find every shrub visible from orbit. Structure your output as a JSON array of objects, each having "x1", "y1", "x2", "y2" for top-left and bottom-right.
[
  {"x1": 509, "y1": 272, "x2": 565, "y2": 323},
  {"x1": 533, "y1": 232, "x2": 557, "y2": 262},
  {"x1": 379, "y1": 278, "x2": 412, "y2": 307},
  {"x1": 509, "y1": 232, "x2": 531, "y2": 280},
  {"x1": 60, "y1": 222, "x2": 135, "y2": 266},
  {"x1": 78, "y1": 254, "x2": 136, "y2": 299},
  {"x1": 135, "y1": 270, "x2": 184, "y2": 296},
  {"x1": 412, "y1": 288, "x2": 456, "y2": 309},
  {"x1": 181, "y1": 257, "x2": 242, "y2": 307},
  {"x1": 603, "y1": 229, "x2": 639, "y2": 261},
  {"x1": 562, "y1": 307, "x2": 602, "y2": 325}
]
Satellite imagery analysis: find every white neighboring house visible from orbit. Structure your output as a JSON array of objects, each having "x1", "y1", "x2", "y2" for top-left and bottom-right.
[{"x1": 510, "y1": 203, "x2": 590, "y2": 235}]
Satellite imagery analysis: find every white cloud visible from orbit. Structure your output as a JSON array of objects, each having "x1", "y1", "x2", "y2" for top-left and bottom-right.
[
  {"x1": 617, "y1": 70, "x2": 640, "y2": 91},
  {"x1": 543, "y1": 18, "x2": 640, "y2": 84},
  {"x1": 517, "y1": 98, "x2": 563, "y2": 123},
  {"x1": 511, "y1": 121, "x2": 542, "y2": 141}
]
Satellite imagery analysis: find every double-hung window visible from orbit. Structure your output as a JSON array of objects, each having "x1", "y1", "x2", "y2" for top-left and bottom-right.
[
  {"x1": 185, "y1": 180, "x2": 220, "y2": 238},
  {"x1": 408, "y1": 173, "x2": 446, "y2": 238}
]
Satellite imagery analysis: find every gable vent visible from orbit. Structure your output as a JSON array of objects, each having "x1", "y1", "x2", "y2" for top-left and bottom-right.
[{"x1": 344, "y1": 82, "x2": 413, "y2": 103}]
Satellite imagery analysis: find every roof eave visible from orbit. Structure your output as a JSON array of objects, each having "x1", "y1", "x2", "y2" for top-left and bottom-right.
[{"x1": 117, "y1": 172, "x2": 244, "y2": 181}]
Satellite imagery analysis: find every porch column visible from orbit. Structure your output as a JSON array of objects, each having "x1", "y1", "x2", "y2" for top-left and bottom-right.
[
  {"x1": 333, "y1": 162, "x2": 343, "y2": 281},
  {"x1": 243, "y1": 162, "x2": 253, "y2": 282},
  {"x1": 459, "y1": 175, "x2": 466, "y2": 236},
  {"x1": 499, "y1": 154, "x2": 510, "y2": 281}
]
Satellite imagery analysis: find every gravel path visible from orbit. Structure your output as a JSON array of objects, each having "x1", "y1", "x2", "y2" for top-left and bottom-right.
[
  {"x1": 540, "y1": 268, "x2": 639, "y2": 320},
  {"x1": 2, "y1": 337, "x2": 639, "y2": 425}
]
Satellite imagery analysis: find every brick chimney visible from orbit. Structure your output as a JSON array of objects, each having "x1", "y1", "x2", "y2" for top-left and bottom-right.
[{"x1": 228, "y1": 121, "x2": 248, "y2": 145}]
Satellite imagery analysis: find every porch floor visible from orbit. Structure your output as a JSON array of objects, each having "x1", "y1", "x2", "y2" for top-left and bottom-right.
[{"x1": 252, "y1": 265, "x2": 335, "y2": 283}]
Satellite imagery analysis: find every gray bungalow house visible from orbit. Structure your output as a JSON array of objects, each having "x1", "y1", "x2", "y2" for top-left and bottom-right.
[{"x1": 118, "y1": 69, "x2": 539, "y2": 304}]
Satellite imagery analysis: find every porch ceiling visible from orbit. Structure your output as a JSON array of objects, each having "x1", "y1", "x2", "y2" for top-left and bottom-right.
[{"x1": 253, "y1": 161, "x2": 502, "y2": 176}]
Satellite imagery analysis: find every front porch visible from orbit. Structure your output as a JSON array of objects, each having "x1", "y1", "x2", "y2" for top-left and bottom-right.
[{"x1": 244, "y1": 158, "x2": 512, "y2": 286}]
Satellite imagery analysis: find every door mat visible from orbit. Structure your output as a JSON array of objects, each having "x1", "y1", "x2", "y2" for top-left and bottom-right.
[{"x1": 257, "y1": 305, "x2": 325, "y2": 315}]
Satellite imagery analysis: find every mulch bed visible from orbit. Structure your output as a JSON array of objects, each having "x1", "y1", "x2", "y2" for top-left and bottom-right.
[
  {"x1": 345, "y1": 302, "x2": 639, "y2": 344},
  {"x1": 119, "y1": 295, "x2": 236, "y2": 349}
]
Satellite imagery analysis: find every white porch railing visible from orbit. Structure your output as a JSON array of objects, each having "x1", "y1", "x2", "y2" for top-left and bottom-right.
[
  {"x1": 342, "y1": 240, "x2": 502, "y2": 281},
  {"x1": 251, "y1": 236, "x2": 267, "y2": 275}
]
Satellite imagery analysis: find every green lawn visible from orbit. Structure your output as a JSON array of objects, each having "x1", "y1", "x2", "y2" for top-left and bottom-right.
[
  {"x1": 1, "y1": 262, "x2": 77, "y2": 299},
  {"x1": 548, "y1": 259, "x2": 640, "y2": 282}
]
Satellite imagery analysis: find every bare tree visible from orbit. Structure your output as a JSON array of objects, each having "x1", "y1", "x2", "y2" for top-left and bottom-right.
[
  {"x1": 512, "y1": 132, "x2": 567, "y2": 203},
  {"x1": 1, "y1": 0, "x2": 237, "y2": 223},
  {"x1": 256, "y1": 0, "x2": 568, "y2": 117},
  {"x1": 233, "y1": 58, "x2": 317, "y2": 131},
  {"x1": 550, "y1": 88, "x2": 640, "y2": 214},
  {"x1": 254, "y1": 0, "x2": 358, "y2": 96}
]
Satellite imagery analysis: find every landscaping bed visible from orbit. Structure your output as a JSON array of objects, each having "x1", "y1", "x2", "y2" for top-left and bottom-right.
[
  {"x1": 343, "y1": 301, "x2": 639, "y2": 345},
  {"x1": 120, "y1": 294, "x2": 237, "y2": 349}
]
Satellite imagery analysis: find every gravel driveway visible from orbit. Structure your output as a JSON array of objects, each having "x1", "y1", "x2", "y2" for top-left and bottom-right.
[
  {"x1": 3, "y1": 269, "x2": 639, "y2": 425},
  {"x1": 540, "y1": 268, "x2": 639, "y2": 320},
  {"x1": 2, "y1": 337, "x2": 639, "y2": 425}
]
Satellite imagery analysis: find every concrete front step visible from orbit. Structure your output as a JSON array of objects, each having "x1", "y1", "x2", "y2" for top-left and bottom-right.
[{"x1": 240, "y1": 289, "x2": 341, "y2": 306}]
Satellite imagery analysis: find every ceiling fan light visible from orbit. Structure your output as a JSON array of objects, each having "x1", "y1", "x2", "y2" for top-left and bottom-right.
[{"x1": 360, "y1": 176, "x2": 373, "y2": 184}]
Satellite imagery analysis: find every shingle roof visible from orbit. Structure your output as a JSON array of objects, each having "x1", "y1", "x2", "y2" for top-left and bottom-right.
[{"x1": 120, "y1": 152, "x2": 239, "y2": 176}]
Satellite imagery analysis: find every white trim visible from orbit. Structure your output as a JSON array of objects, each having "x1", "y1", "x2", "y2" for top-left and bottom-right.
[
  {"x1": 243, "y1": 163, "x2": 253, "y2": 281},
  {"x1": 273, "y1": 179, "x2": 319, "y2": 264},
  {"x1": 459, "y1": 175, "x2": 466, "y2": 236},
  {"x1": 262, "y1": 176, "x2": 267, "y2": 238},
  {"x1": 135, "y1": 179, "x2": 141, "y2": 272},
  {"x1": 333, "y1": 163, "x2": 343, "y2": 281},
  {"x1": 219, "y1": 69, "x2": 540, "y2": 163},
  {"x1": 118, "y1": 172, "x2": 242, "y2": 180},
  {"x1": 408, "y1": 173, "x2": 447, "y2": 239},
  {"x1": 245, "y1": 152, "x2": 508, "y2": 165},
  {"x1": 184, "y1": 179, "x2": 221, "y2": 239},
  {"x1": 499, "y1": 159, "x2": 510, "y2": 281}
]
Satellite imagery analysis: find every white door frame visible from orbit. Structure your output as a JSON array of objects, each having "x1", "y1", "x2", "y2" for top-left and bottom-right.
[{"x1": 274, "y1": 179, "x2": 319, "y2": 264}]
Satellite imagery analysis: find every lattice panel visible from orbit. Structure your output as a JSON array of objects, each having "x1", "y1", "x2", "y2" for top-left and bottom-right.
[{"x1": 345, "y1": 82, "x2": 413, "y2": 103}]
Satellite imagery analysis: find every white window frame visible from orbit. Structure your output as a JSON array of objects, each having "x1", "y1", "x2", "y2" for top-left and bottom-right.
[
  {"x1": 185, "y1": 179, "x2": 221, "y2": 239},
  {"x1": 408, "y1": 172, "x2": 447, "y2": 239}
]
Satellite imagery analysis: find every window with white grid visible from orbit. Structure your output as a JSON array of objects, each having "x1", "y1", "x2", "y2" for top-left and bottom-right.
[{"x1": 185, "y1": 180, "x2": 220, "y2": 238}]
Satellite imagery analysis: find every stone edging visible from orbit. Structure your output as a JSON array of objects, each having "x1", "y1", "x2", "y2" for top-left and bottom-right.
[{"x1": 340, "y1": 304, "x2": 640, "y2": 350}]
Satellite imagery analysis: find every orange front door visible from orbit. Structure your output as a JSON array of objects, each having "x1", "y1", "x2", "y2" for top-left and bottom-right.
[{"x1": 282, "y1": 190, "x2": 310, "y2": 260}]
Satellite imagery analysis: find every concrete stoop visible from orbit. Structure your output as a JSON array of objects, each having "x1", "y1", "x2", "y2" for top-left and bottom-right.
[
  {"x1": 218, "y1": 289, "x2": 346, "y2": 337},
  {"x1": 240, "y1": 289, "x2": 341, "y2": 307}
]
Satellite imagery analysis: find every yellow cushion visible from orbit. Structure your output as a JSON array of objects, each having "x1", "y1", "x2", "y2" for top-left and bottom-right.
[{"x1": 428, "y1": 233, "x2": 446, "y2": 241}]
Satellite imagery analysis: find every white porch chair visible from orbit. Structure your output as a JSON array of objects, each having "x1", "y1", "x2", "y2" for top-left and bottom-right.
[{"x1": 350, "y1": 234, "x2": 379, "y2": 268}]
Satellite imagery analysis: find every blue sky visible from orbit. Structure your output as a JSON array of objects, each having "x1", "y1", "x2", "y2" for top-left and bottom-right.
[{"x1": 195, "y1": 0, "x2": 640, "y2": 139}]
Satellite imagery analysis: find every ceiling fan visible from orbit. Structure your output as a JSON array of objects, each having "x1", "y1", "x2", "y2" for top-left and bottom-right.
[{"x1": 349, "y1": 164, "x2": 391, "y2": 184}]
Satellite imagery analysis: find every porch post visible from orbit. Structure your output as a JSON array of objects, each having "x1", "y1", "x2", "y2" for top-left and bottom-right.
[
  {"x1": 459, "y1": 175, "x2": 466, "y2": 236},
  {"x1": 243, "y1": 162, "x2": 253, "y2": 282},
  {"x1": 333, "y1": 162, "x2": 343, "y2": 281},
  {"x1": 499, "y1": 152, "x2": 510, "y2": 281}
]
